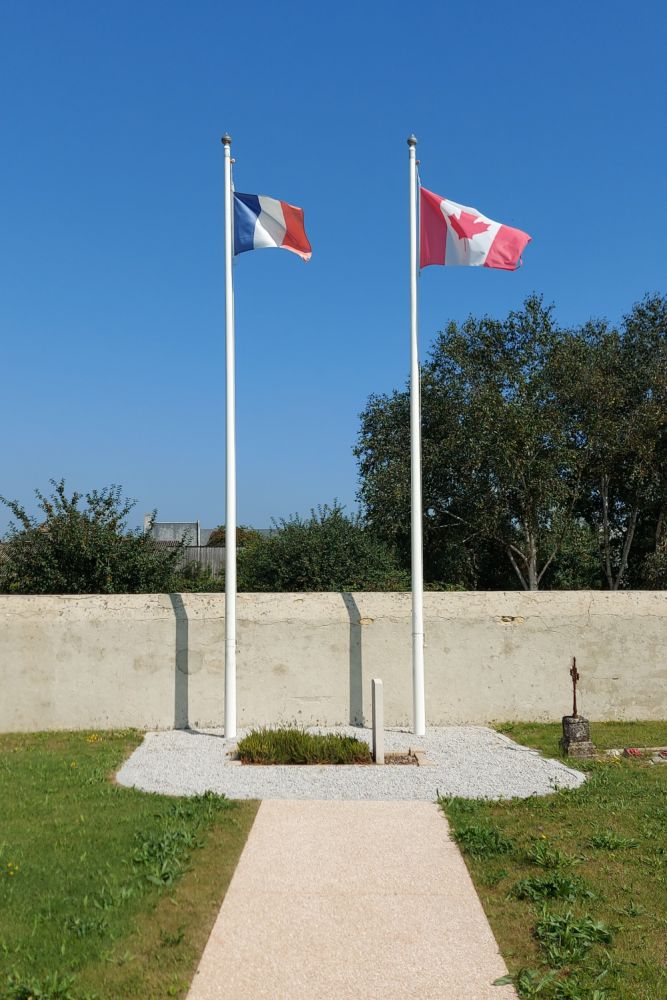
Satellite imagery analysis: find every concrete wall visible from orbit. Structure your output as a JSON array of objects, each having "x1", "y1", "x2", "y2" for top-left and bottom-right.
[{"x1": 1, "y1": 592, "x2": 665, "y2": 732}]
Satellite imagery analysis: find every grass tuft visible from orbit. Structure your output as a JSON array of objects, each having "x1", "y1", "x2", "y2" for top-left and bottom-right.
[
  {"x1": 525, "y1": 841, "x2": 577, "y2": 871},
  {"x1": 533, "y1": 909, "x2": 612, "y2": 967},
  {"x1": 450, "y1": 822, "x2": 515, "y2": 859},
  {"x1": 236, "y1": 726, "x2": 372, "y2": 765},
  {"x1": 509, "y1": 871, "x2": 594, "y2": 903},
  {"x1": 588, "y1": 830, "x2": 639, "y2": 851},
  {"x1": 4, "y1": 971, "x2": 85, "y2": 1000}
]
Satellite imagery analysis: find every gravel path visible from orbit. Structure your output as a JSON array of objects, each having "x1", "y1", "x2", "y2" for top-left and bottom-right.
[{"x1": 116, "y1": 726, "x2": 585, "y2": 801}]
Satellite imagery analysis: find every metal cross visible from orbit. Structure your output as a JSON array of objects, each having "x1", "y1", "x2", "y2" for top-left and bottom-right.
[{"x1": 570, "y1": 657, "x2": 580, "y2": 717}]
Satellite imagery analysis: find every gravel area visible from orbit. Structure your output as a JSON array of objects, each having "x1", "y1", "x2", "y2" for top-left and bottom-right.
[{"x1": 116, "y1": 726, "x2": 585, "y2": 801}]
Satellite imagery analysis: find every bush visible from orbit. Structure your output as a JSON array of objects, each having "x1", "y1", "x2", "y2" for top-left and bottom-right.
[
  {"x1": 171, "y1": 562, "x2": 226, "y2": 593},
  {"x1": 236, "y1": 727, "x2": 372, "y2": 764},
  {"x1": 236, "y1": 502, "x2": 410, "y2": 592},
  {"x1": 0, "y1": 480, "x2": 182, "y2": 594},
  {"x1": 206, "y1": 524, "x2": 263, "y2": 547}
]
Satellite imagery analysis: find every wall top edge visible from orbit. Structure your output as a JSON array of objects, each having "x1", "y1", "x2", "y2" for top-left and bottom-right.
[{"x1": 1, "y1": 591, "x2": 667, "y2": 625}]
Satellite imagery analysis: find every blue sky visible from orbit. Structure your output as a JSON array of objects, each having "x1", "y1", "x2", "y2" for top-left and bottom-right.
[{"x1": 1, "y1": 1, "x2": 665, "y2": 533}]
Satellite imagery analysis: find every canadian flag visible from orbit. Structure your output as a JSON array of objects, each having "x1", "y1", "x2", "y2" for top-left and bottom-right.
[{"x1": 420, "y1": 186, "x2": 531, "y2": 270}]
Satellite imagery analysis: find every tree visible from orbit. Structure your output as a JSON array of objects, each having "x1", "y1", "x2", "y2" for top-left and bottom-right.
[
  {"x1": 0, "y1": 480, "x2": 182, "y2": 594},
  {"x1": 620, "y1": 295, "x2": 667, "y2": 587},
  {"x1": 357, "y1": 293, "x2": 667, "y2": 591},
  {"x1": 236, "y1": 503, "x2": 409, "y2": 592},
  {"x1": 357, "y1": 296, "x2": 586, "y2": 590},
  {"x1": 551, "y1": 295, "x2": 667, "y2": 589},
  {"x1": 206, "y1": 525, "x2": 263, "y2": 547}
]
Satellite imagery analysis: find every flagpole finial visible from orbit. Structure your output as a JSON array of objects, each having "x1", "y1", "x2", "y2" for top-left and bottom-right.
[
  {"x1": 407, "y1": 134, "x2": 418, "y2": 147},
  {"x1": 221, "y1": 133, "x2": 232, "y2": 146}
]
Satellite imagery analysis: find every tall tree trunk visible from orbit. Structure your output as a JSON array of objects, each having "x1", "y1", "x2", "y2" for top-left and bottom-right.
[
  {"x1": 613, "y1": 506, "x2": 639, "y2": 590},
  {"x1": 526, "y1": 527, "x2": 539, "y2": 590},
  {"x1": 506, "y1": 526, "x2": 539, "y2": 590},
  {"x1": 655, "y1": 502, "x2": 666, "y2": 553},
  {"x1": 506, "y1": 546, "x2": 529, "y2": 590},
  {"x1": 527, "y1": 549, "x2": 539, "y2": 590}
]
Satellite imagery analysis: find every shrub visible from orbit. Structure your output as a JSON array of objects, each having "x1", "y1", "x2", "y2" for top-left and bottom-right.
[
  {"x1": 0, "y1": 480, "x2": 182, "y2": 594},
  {"x1": 236, "y1": 727, "x2": 372, "y2": 765},
  {"x1": 236, "y1": 502, "x2": 410, "y2": 592},
  {"x1": 171, "y1": 562, "x2": 225, "y2": 592},
  {"x1": 206, "y1": 525, "x2": 263, "y2": 548}
]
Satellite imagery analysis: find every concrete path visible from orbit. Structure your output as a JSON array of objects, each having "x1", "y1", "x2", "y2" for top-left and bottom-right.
[{"x1": 187, "y1": 800, "x2": 517, "y2": 1000}]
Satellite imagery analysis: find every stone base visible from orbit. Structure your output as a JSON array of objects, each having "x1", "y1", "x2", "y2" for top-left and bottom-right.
[
  {"x1": 562, "y1": 715, "x2": 590, "y2": 740},
  {"x1": 560, "y1": 715, "x2": 596, "y2": 758},
  {"x1": 559, "y1": 739, "x2": 596, "y2": 758}
]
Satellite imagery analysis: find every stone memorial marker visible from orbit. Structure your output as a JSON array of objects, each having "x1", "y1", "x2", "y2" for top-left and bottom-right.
[{"x1": 560, "y1": 657, "x2": 596, "y2": 758}]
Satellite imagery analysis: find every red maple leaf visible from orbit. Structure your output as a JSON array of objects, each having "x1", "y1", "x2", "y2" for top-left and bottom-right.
[{"x1": 447, "y1": 209, "x2": 490, "y2": 241}]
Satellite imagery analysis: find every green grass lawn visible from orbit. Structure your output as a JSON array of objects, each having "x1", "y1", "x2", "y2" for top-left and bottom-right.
[
  {"x1": 0, "y1": 730, "x2": 258, "y2": 999},
  {"x1": 439, "y1": 721, "x2": 667, "y2": 1000}
]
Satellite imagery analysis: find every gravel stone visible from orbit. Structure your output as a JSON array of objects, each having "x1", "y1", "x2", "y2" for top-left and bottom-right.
[{"x1": 116, "y1": 726, "x2": 586, "y2": 801}]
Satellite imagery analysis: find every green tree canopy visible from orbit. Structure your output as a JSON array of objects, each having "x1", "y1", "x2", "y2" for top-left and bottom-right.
[
  {"x1": 356, "y1": 293, "x2": 667, "y2": 590},
  {"x1": 236, "y1": 503, "x2": 409, "y2": 592},
  {"x1": 550, "y1": 295, "x2": 667, "y2": 588},
  {"x1": 357, "y1": 296, "x2": 585, "y2": 590},
  {"x1": 0, "y1": 480, "x2": 181, "y2": 594}
]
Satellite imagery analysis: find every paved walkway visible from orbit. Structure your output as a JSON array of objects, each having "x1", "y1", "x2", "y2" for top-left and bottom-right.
[{"x1": 187, "y1": 800, "x2": 517, "y2": 1000}]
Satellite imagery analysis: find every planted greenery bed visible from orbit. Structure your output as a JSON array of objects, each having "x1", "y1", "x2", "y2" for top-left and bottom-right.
[
  {"x1": 0, "y1": 730, "x2": 258, "y2": 999},
  {"x1": 439, "y1": 722, "x2": 667, "y2": 1000},
  {"x1": 236, "y1": 726, "x2": 372, "y2": 765}
]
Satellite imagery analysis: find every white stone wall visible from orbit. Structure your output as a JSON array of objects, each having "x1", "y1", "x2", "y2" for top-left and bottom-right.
[{"x1": 1, "y1": 592, "x2": 665, "y2": 732}]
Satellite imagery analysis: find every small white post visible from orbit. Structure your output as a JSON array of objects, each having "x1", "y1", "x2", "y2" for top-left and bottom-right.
[
  {"x1": 408, "y1": 135, "x2": 426, "y2": 736},
  {"x1": 372, "y1": 678, "x2": 384, "y2": 764},
  {"x1": 222, "y1": 133, "x2": 237, "y2": 739}
]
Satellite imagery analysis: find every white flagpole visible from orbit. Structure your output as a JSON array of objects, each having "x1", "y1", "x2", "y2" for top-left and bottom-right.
[
  {"x1": 222, "y1": 133, "x2": 237, "y2": 739},
  {"x1": 408, "y1": 134, "x2": 425, "y2": 736}
]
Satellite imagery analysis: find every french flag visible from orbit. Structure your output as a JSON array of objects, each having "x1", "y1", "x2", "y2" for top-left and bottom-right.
[{"x1": 233, "y1": 192, "x2": 312, "y2": 261}]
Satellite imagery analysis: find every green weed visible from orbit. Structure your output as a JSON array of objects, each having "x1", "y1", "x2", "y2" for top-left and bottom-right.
[
  {"x1": 554, "y1": 976, "x2": 609, "y2": 1000},
  {"x1": 618, "y1": 900, "x2": 645, "y2": 917},
  {"x1": 132, "y1": 828, "x2": 199, "y2": 886},
  {"x1": 509, "y1": 871, "x2": 593, "y2": 903},
  {"x1": 4, "y1": 971, "x2": 84, "y2": 1000},
  {"x1": 494, "y1": 968, "x2": 557, "y2": 996},
  {"x1": 533, "y1": 910, "x2": 612, "y2": 967},
  {"x1": 494, "y1": 969, "x2": 609, "y2": 1000},
  {"x1": 63, "y1": 914, "x2": 109, "y2": 938},
  {"x1": 588, "y1": 831, "x2": 639, "y2": 851},
  {"x1": 481, "y1": 867, "x2": 509, "y2": 887},
  {"x1": 159, "y1": 926, "x2": 186, "y2": 948},
  {"x1": 452, "y1": 823, "x2": 514, "y2": 859},
  {"x1": 526, "y1": 841, "x2": 576, "y2": 870}
]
